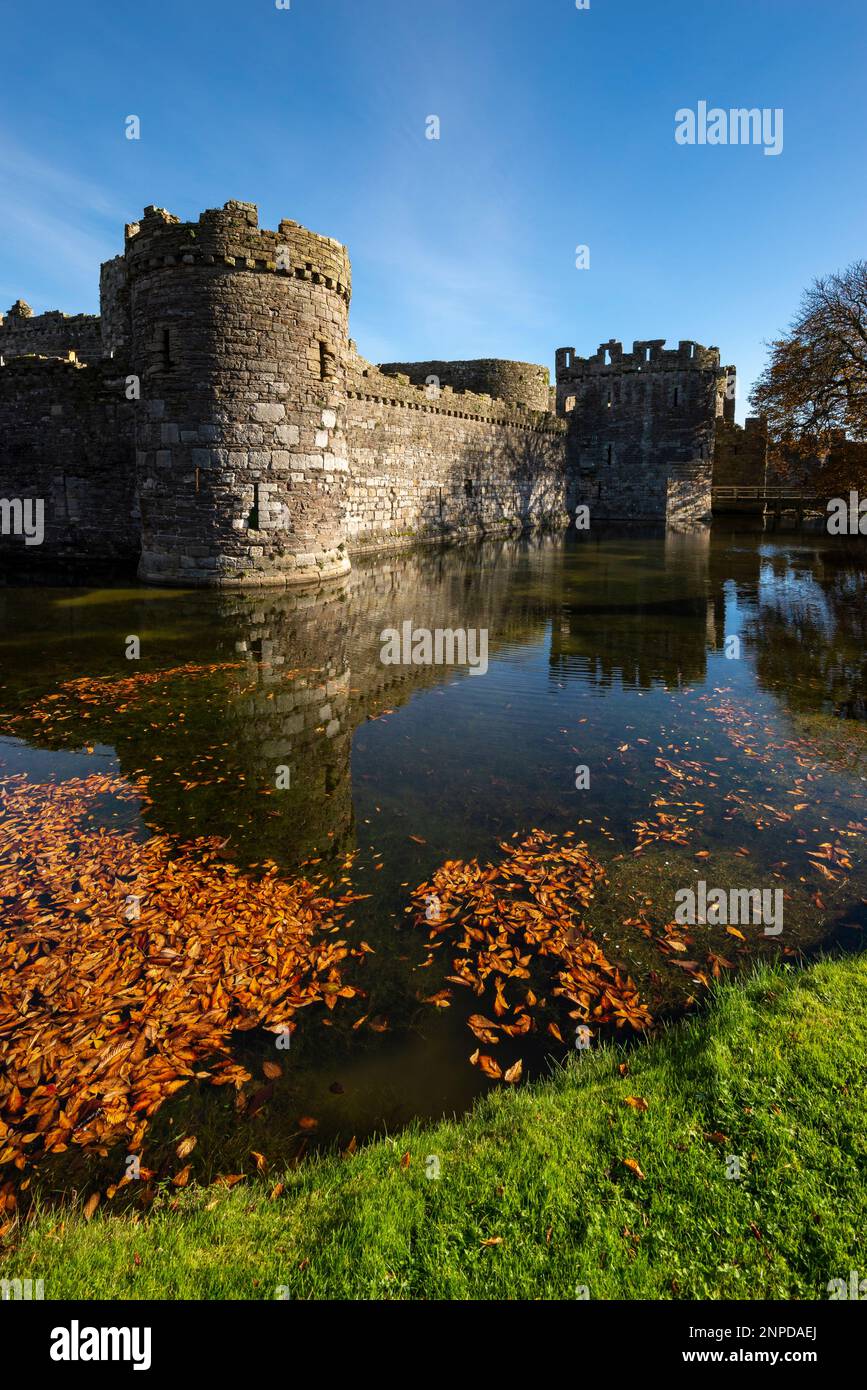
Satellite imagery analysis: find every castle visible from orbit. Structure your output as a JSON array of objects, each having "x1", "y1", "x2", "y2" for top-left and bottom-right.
[{"x1": 0, "y1": 200, "x2": 767, "y2": 586}]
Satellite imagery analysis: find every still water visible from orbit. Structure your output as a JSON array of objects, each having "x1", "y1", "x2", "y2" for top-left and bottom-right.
[{"x1": 1, "y1": 527, "x2": 865, "y2": 1184}]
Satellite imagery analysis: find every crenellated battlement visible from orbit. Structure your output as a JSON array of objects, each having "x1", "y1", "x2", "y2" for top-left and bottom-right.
[
  {"x1": 556, "y1": 338, "x2": 723, "y2": 381},
  {"x1": 378, "y1": 358, "x2": 551, "y2": 413},
  {"x1": 0, "y1": 302, "x2": 102, "y2": 364},
  {"x1": 349, "y1": 355, "x2": 563, "y2": 434},
  {"x1": 122, "y1": 201, "x2": 351, "y2": 302}
]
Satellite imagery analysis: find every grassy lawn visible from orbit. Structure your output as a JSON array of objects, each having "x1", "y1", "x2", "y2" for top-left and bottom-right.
[{"x1": 3, "y1": 955, "x2": 865, "y2": 1300}]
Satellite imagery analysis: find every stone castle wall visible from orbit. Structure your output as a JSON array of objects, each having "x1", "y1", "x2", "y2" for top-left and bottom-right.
[
  {"x1": 0, "y1": 355, "x2": 137, "y2": 571},
  {"x1": 378, "y1": 358, "x2": 551, "y2": 412},
  {"x1": 343, "y1": 353, "x2": 568, "y2": 549},
  {"x1": 712, "y1": 416, "x2": 769, "y2": 509},
  {"x1": 1, "y1": 201, "x2": 769, "y2": 584},
  {"x1": 556, "y1": 337, "x2": 733, "y2": 523},
  {"x1": 123, "y1": 201, "x2": 352, "y2": 587},
  {"x1": 0, "y1": 301, "x2": 103, "y2": 365}
]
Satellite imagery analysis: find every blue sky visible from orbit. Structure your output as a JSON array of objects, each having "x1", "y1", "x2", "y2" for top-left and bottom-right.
[{"x1": 1, "y1": 0, "x2": 865, "y2": 419}]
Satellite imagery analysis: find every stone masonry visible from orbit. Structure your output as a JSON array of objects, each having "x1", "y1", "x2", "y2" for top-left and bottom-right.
[
  {"x1": 556, "y1": 338, "x2": 737, "y2": 523},
  {"x1": 0, "y1": 201, "x2": 761, "y2": 583}
]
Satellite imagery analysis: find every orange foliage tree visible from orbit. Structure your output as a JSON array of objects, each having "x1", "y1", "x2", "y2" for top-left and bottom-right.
[{"x1": 750, "y1": 261, "x2": 867, "y2": 491}]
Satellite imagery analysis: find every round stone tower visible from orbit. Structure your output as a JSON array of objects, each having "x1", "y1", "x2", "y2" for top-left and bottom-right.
[{"x1": 124, "y1": 200, "x2": 352, "y2": 586}]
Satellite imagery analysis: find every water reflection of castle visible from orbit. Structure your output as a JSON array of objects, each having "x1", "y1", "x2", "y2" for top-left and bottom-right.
[
  {"x1": 5, "y1": 531, "x2": 767, "y2": 868},
  {"x1": 549, "y1": 529, "x2": 761, "y2": 689}
]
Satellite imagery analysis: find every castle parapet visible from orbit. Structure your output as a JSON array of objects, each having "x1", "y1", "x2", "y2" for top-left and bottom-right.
[
  {"x1": 378, "y1": 358, "x2": 551, "y2": 412},
  {"x1": 0, "y1": 301, "x2": 103, "y2": 365},
  {"x1": 556, "y1": 338, "x2": 721, "y2": 381},
  {"x1": 122, "y1": 202, "x2": 351, "y2": 302}
]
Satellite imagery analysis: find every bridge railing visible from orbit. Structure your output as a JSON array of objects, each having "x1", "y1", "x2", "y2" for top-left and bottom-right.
[{"x1": 712, "y1": 486, "x2": 826, "y2": 503}]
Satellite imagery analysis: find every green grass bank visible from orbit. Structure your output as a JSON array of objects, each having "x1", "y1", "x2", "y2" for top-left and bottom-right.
[{"x1": 3, "y1": 955, "x2": 865, "y2": 1300}]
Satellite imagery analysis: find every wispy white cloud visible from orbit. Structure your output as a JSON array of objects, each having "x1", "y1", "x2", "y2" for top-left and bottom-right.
[{"x1": 0, "y1": 135, "x2": 122, "y2": 303}]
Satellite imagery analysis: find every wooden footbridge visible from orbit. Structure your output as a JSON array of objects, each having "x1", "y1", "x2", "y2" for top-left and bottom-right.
[{"x1": 712, "y1": 485, "x2": 831, "y2": 518}]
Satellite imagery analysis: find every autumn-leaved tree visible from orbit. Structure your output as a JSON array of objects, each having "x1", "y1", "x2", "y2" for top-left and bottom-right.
[{"x1": 750, "y1": 261, "x2": 867, "y2": 489}]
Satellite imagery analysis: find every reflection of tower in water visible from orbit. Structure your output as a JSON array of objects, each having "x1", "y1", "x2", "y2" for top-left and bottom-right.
[
  {"x1": 213, "y1": 580, "x2": 355, "y2": 870},
  {"x1": 550, "y1": 529, "x2": 721, "y2": 688}
]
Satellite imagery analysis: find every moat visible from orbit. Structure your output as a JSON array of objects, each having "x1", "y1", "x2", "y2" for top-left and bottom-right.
[{"x1": 1, "y1": 526, "x2": 865, "y2": 1191}]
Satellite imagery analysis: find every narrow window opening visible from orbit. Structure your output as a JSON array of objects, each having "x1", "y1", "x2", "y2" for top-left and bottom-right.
[
  {"x1": 606, "y1": 444, "x2": 612, "y2": 465},
  {"x1": 248, "y1": 482, "x2": 260, "y2": 530},
  {"x1": 464, "y1": 478, "x2": 474, "y2": 498},
  {"x1": 319, "y1": 340, "x2": 335, "y2": 381},
  {"x1": 162, "y1": 327, "x2": 173, "y2": 372},
  {"x1": 673, "y1": 386, "x2": 680, "y2": 407}
]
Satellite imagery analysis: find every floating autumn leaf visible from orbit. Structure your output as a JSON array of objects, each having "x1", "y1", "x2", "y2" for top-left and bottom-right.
[
  {"x1": 493, "y1": 977, "x2": 509, "y2": 1018},
  {"x1": 501, "y1": 1013, "x2": 531, "y2": 1037},
  {"x1": 410, "y1": 830, "x2": 653, "y2": 1070},
  {"x1": 504, "y1": 1060, "x2": 523, "y2": 1084},
  {"x1": 176, "y1": 1136, "x2": 197, "y2": 1160},
  {"x1": 467, "y1": 1014, "x2": 501, "y2": 1044},
  {"x1": 263, "y1": 1062, "x2": 282, "y2": 1080},
  {"x1": 172, "y1": 1165, "x2": 191, "y2": 1187},
  {"x1": 621, "y1": 1158, "x2": 645, "y2": 1179},
  {"x1": 0, "y1": 771, "x2": 367, "y2": 1179},
  {"x1": 474, "y1": 1054, "x2": 503, "y2": 1080},
  {"x1": 420, "y1": 989, "x2": 452, "y2": 1008},
  {"x1": 622, "y1": 1096, "x2": 648, "y2": 1112},
  {"x1": 297, "y1": 1116, "x2": 319, "y2": 1132}
]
